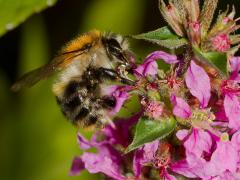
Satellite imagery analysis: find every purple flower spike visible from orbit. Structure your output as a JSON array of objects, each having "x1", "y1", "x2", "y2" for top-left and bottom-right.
[
  {"x1": 185, "y1": 61, "x2": 211, "y2": 108},
  {"x1": 170, "y1": 95, "x2": 192, "y2": 119},
  {"x1": 135, "y1": 51, "x2": 178, "y2": 77},
  {"x1": 224, "y1": 94, "x2": 240, "y2": 130}
]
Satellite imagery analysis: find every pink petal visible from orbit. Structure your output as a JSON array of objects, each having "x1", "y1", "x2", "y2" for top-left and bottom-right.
[
  {"x1": 133, "y1": 140, "x2": 159, "y2": 177},
  {"x1": 171, "y1": 155, "x2": 208, "y2": 179},
  {"x1": 185, "y1": 61, "x2": 211, "y2": 108},
  {"x1": 69, "y1": 157, "x2": 85, "y2": 176},
  {"x1": 103, "y1": 112, "x2": 141, "y2": 147},
  {"x1": 212, "y1": 171, "x2": 240, "y2": 180},
  {"x1": 103, "y1": 86, "x2": 130, "y2": 115},
  {"x1": 134, "y1": 51, "x2": 178, "y2": 77},
  {"x1": 146, "y1": 51, "x2": 179, "y2": 64},
  {"x1": 231, "y1": 131, "x2": 240, "y2": 151},
  {"x1": 178, "y1": 128, "x2": 212, "y2": 157},
  {"x1": 171, "y1": 95, "x2": 192, "y2": 119},
  {"x1": 229, "y1": 56, "x2": 240, "y2": 80},
  {"x1": 162, "y1": 169, "x2": 177, "y2": 180},
  {"x1": 110, "y1": 90, "x2": 129, "y2": 115},
  {"x1": 77, "y1": 133, "x2": 92, "y2": 150},
  {"x1": 81, "y1": 153, "x2": 125, "y2": 180},
  {"x1": 133, "y1": 148, "x2": 144, "y2": 178},
  {"x1": 176, "y1": 129, "x2": 189, "y2": 140},
  {"x1": 224, "y1": 94, "x2": 240, "y2": 130},
  {"x1": 205, "y1": 141, "x2": 238, "y2": 177}
]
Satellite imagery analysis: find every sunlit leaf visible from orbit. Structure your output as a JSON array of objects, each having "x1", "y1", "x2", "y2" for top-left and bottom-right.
[
  {"x1": 193, "y1": 47, "x2": 228, "y2": 76},
  {"x1": 0, "y1": 0, "x2": 58, "y2": 37},
  {"x1": 132, "y1": 27, "x2": 188, "y2": 49},
  {"x1": 126, "y1": 116, "x2": 176, "y2": 153}
]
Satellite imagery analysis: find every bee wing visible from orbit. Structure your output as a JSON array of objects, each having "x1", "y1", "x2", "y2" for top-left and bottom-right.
[{"x1": 11, "y1": 50, "x2": 86, "y2": 92}]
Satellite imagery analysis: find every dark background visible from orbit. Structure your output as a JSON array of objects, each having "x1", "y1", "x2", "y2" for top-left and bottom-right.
[{"x1": 0, "y1": 0, "x2": 239, "y2": 179}]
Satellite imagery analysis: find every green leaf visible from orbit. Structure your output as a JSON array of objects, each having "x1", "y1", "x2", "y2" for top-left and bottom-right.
[
  {"x1": 0, "y1": 0, "x2": 58, "y2": 37},
  {"x1": 193, "y1": 47, "x2": 228, "y2": 76},
  {"x1": 132, "y1": 27, "x2": 188, "y2": 49},
  {"x1": 126, "y1": 116, "x2": 176, "y2": 153},
  {"x1": 133, "y1": 26, "x2": 178, "y2": 40}
]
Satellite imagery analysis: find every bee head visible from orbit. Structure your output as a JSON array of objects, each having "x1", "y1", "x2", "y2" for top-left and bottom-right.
[{"x1": 102, "y1": 33, "x2": 133, "y2": 71}]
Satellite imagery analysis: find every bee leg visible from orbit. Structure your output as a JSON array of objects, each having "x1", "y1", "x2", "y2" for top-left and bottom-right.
[{"x1": 97, "y1": 67, "x2": 135, "y2": 85}]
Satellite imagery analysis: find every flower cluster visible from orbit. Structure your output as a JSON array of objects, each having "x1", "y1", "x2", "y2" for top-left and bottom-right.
[{"x1": 69, "y1": 0, "x2": 240, "y2": 179}]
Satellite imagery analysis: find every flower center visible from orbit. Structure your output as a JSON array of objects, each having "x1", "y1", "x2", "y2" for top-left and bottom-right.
[{"x1": 221, "y1": 80, "x2": 240, "y2": 96}]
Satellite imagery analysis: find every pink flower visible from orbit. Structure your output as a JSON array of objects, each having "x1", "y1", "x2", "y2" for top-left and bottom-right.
[
  {"x1": 70, "y1": 132, "x2": 124, "y2": 180},
  {"x1": 222, "y1": 57, "x2": 240, "y2": 130},
  {"x1": 230, "y1": 56, "x2": 240, "y2": 81},
  {"x1": 211, "y1": 33, "x2": 231, "y2": 52},
  {"x1": 185, "y1": 61, "x2": 211, "y2": 108},
  {"x1": 133, "y1": 140, "x2": 159, "y2": 178},
  {"x1": 103, "y1": 112, "x2": 141, "y2": 147},
  {"x1": 224, "y1": 94, "x2": 240, "y2": 130},
  {"x1": 176, "y1": 128, "x2": 212, "y2": 158},
  {"x1": 211, "y1": 170, "x2": 240, "y2": 180},
  {"x1": 170, "y1": 95, "x2": 192, "y2": 119},
  {"x1": 103, "y1": 85, "x2": 130, "y2": 115},
  {"x1": 204, "y1": 138, "x2": 238, "y2": 177},
  {"x1": 134, "y1": 51, "x2": 178, "y2": 77},
  {"x1": 142, "y1": 100, "x2": 163, "y2": 119},
  {"x1": 173, "y1": 130, "x2": 240, "y2": 179},
  {"x1": 170, "y1": 153, "x2": 208, "y2": 179}
]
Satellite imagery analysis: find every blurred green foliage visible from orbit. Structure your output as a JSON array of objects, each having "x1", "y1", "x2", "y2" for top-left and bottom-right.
[
  {"x1": 0, "y1": 0, "x2": 58, "y2": 37},
  {"x1": 0, "y1": 0, "x2": 148, "y2": 179},
  {"x1": 0, "y1": 0, "x2": 238, "y2": 180}
]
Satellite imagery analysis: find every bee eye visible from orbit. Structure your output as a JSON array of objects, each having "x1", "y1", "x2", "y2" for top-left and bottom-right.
[
  {"x1": 104, "y1": 38, "x2": 126, "y2": 61},
  {"x1": 82, "y1": 43, "x2": 92, "y2": 50},
  {"x1": 108, "y1": 38, "x2": 121, "y2": 50}
]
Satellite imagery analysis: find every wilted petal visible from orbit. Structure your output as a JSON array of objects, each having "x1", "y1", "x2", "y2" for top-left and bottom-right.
[
  {"x1": 69, "y1": 157, "x2": 85, "y2": 176},
  {"x1": 186, "y1": 61, "x2": 211, "y2": 108},
  {"x1": 204, "y1": 140, "x2": 238, "y2": 177},
  {"x1": 224, "y1": 94, "x2": 240, "y2": 130},
  {"x1": 135, "y1": 51, "x2": 178, "y2": 77},
  {"x1": 81, "y1": 152, "x2": 125, "y2": 180},
  {"x1": 171, "y1": 95, "x2": 192, "y2": 119}
]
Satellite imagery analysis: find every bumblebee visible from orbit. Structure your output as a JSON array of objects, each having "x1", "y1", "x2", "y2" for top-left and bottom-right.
[{"x1": 12, "y1": 30, "x2": 134, "y2": 128}]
